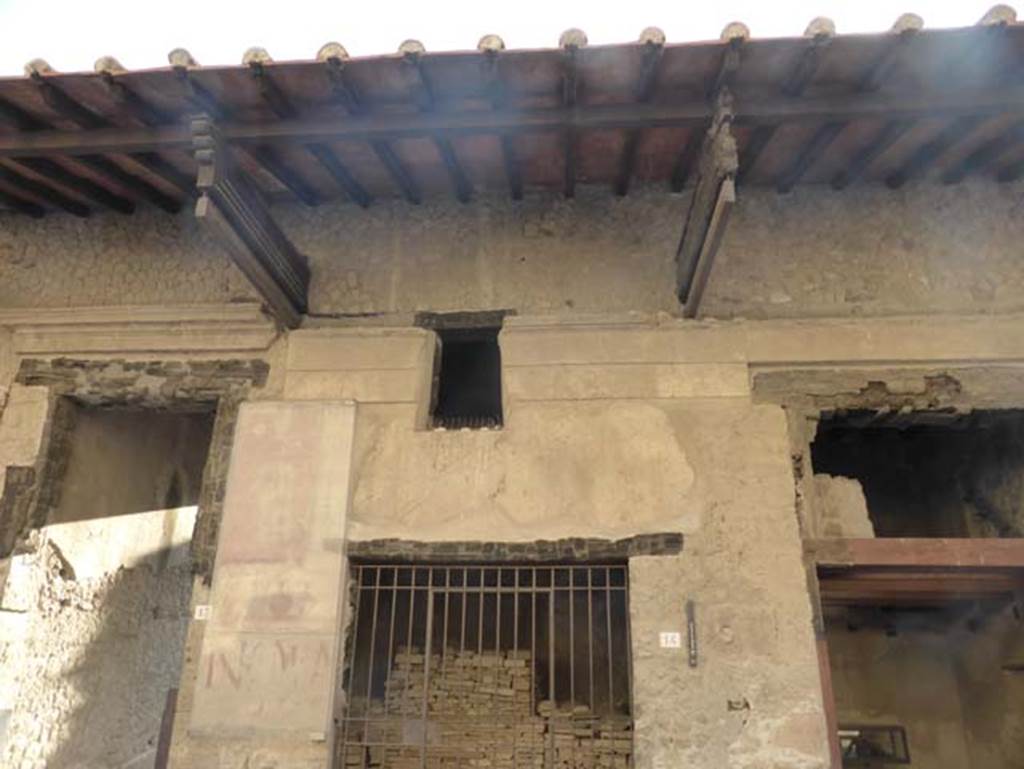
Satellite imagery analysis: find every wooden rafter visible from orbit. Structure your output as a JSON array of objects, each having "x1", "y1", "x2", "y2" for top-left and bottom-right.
[
  {"x1": 171, "y1": 53, "x2": 322, "y2": 207},
  {"x1": 27, "y1": 66, "x2": 185, "y2": 211},
  {"x1": 2, "y1": 82, "x2": 1023, "y2": 160},
  {"x1": 559, "y1": 29, "x2": 586, "y2": 199},
  {"x1": 675, "y1": 91, "x2": 737, "y2": 317},
  {"x1": 671, "y1": 24, "x2": 746, "y2": 192},
  {"x1": 942, "y1": 119, "x2": 1024, "y2": 183},
  {"x1": 479, "y1": 37, "x2": 522, "y2": 201},
  {"x1": 245, "y1": 50, "x2": 379, "y2": 206},
  {"x1": 400, "y1": 42, "x2": 472, "y2": 203},
  {"x1": 739, "y1": 17, "x2": 835, "y2": 185},
  {"x1": 614, "y1": 28, "x2": 665, "y2": 196},
  {"x1": 191, "y1": 116, "x2": 309, "y2": 329},
  {"x1": 832, "y1": 12, "x2": 1014, "y2": 189}
]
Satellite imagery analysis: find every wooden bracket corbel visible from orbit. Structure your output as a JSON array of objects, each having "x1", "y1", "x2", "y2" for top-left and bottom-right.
[
  {"x1": 191, "y1": 115, "x2": 309, "y2": 329},
  {"x1": 675, "y1": 89, "x2": 738, "y2": 318}
]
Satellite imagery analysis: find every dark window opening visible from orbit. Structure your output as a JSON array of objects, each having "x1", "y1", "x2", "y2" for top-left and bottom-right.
[
  {"x1": 810, "y1": 409, "x2": 1024, "y2": 538},
  {"x1": 421, "y1": 313, "x2": 505, "y2": 430},
  {"x1": 337, "y1": 563, "x2": 633, "y2": 769}
]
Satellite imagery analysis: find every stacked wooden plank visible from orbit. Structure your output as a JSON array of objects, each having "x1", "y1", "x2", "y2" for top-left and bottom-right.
[{"x1": 341, "y1": 648, "x2": 632, "y2": 769}]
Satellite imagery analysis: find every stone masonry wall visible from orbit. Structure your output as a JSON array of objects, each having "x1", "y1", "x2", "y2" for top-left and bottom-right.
[
  {"x1": 0, "y1": 533, "x2": 192, "y2": 769},
  {"x1": 2, "y1": 180, "x2": 1022, "y2": 319}
]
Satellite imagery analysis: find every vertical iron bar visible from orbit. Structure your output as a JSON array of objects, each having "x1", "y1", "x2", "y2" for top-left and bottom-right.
[
  {"x1": 568, "y1": 568, "x2": 575, "y2": 707},
  {"x1": 513, "y1": 567, "x2": 520, "y2": 769},
  {"x1": 624, "y1": 566, "x2": 635, "y2": 767},
  {"x1": 421, "y1": 585, "x2": 435, "y2": 769},
  {"x1": 385, "y1": 569, "x2": 399, "y2": 718},
  {"x1": 530, "y1": 568, "x2": 537, "y2": 719},
  {"x1": 364, "y1": 566, "x2": 382, "y2": 746},
  {"x1": 441, "y1": 568, "x2": 451, "y2": 677},
  {"x1": 494, "y1": 568, "x2": 502, "y2": 769},
  {"x1": 403, "y1": 567, "x2": 416, "y2": 724},
  {"x1": 478, "y1": 570, "x2": 485, "y2": 655},
  {"x1": 340, "y1": 565, "x2": 364, "y2": 765},
  {"x1": 461, "y1": 567, "x2": 468, "y2": 655},
  {"x1": 605, "y1": 568, "x2": 614, "y2": 712},
  {"x1": 548, "y1": 572, "x2": 556, "y2": 769},
  {"x1": 587, "y1": 568, "x2": 594, "y2": 713}
]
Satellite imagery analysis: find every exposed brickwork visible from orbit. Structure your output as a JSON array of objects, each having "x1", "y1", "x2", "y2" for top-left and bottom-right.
[{"x1": 346, "y1": 534, "x2": 683, "y2": 563}]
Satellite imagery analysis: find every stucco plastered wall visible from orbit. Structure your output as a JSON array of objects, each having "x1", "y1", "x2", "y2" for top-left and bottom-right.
[
  {"x1": 4, "y1": 180, "x2": 1021, "y2": 319},
  {"x1": 705, "y1": 180, "x2": 1024, "y2": 319},
  {"x1": 0, "y1": 209, "x2": 255, "y2": 309},
  {"x1": 287, "y1": 323, "x2": 830, "y2": 768}
]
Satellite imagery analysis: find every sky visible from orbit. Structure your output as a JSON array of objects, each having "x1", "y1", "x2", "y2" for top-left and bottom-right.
[{"x1": 0, "y1": 0, "x2": 1009, "y2": 76}]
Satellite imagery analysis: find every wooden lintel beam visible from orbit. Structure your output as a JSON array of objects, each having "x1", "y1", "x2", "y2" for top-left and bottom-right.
[
  {"x1": 191, "y1": 116, "x2": 309, "y2": 329},
  {"x1": 3, "y1": 83, "x2": 1024, "y2": 160},
  {"x1": 805, "y1": 537, "x2": 1024, "y2": 569},
  {"x1": 676, "y1": 92, "x2": 738, "y2": 316}
]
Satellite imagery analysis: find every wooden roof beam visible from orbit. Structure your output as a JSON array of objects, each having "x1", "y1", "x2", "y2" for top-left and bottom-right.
[
  {"x1": 0, "y1": 187, "x2": 45, "y2": 217},
  {"x1": 885, "y1": 8, "x2": 1018, "y2": 187},
  {"x1": 0, "y1": 94, "x2": 135, "y2": 213},
  {"x1": 833, "y1": 9, "x2": 1013, "y2": 189},
  {"x1": 25, "y1": 59, "x2": 184, "y2": 211},
  {"x1": 671, "y1": 22, "x2": 747, "y2": 192},
  {"x1": 170, "y1": 49, "x2": 322, "y2": 207},
  {"x1": 4, "y1": 82, "x2": 1024, "y2": 158},
  {"x1": 676, "y1": 91, "x2": 737, "y2": 317},
  {"x1": 192, "y1": 116, "x2": 308, "y2": 329},
  {"x1": 739, "y1": 17, "x2": 835, "y2": 185},
  {"x1": 399, "y1": 40, "x2": 472, "y2": 203},
  {"x1": 480, "y1": 35, "x2": 522, "y2": 201},
  {"x1": 942, "y1": 119, "x2": 1024, "y2": 183},
  {"x1": 614, "y1": 27, "x2": 665, "y2": 197},
  {"x1": 776, "y1": 14, "x2": 922, "y2": 192},
  {"x1": 559, "y1": 29, "x2": 586, "y2": 199},
  {"x1": 806, "y1": 537, "x2": 1024, "y2": 569},
  {"x1": 246, "y1": 47, "x2": 376, "y2": 207},
  {"x1": 0, "y1": 163, "x2": 89, "y2": 216}
]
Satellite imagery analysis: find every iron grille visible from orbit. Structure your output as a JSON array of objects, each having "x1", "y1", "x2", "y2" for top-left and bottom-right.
[{"x1": 337, "y1": 564, "x2": 633, "y2": 769}]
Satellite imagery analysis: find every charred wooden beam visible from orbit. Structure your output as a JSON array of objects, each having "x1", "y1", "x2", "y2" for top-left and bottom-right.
[
  {"x1": 399, "y1": 40, "x2": 472, "y2": 203},
  {"x1": 0, "y1": 188, "x2": 45, "y2": 217},
  {"x1": 559, "y1": 29, "x2": 587, "y2": 199},
  {"x1": 676, "y1": 92, "x2": 737, "y2": 317},
  {"x1": 480, "y1": 35, "x2": 522, "y2": 201},
  {"x1": 740, "y1": 18, "x2": 834, "y2": 185},
  {"x1": 0, "y1": 164, "x2": 88, "y2": 216},
  {"x1": 191, "y1": 116, "x2": 308, "y2": 329},
  {"x1": 942, "y1": 120, "x2": 1024, "y2": 183},
  {"x1": 170, "y1": 49, "x2": 321, "y2": 207},
  {"x1": 615, "y1": 27, "x2": 665, "y2": 196},
  {"x1": 671, "y1": 23, "x2": 747, "y2": 192}
]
